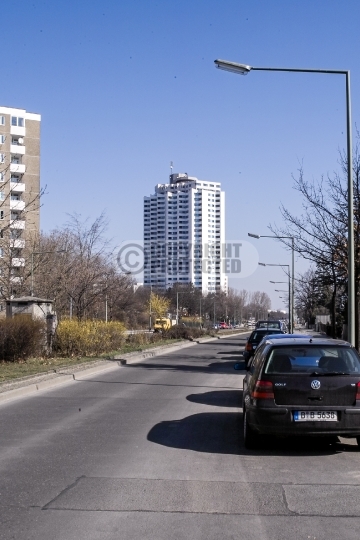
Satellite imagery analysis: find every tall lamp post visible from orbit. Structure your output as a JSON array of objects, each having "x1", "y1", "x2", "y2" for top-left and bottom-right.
[
  {"x1": 259, "y1": 262, "x2": 292, "y2": 332},
  {"x1": 249, "y1": 233, "x2": 294, "y2": 336},
  {"x1": 216, "y1": 59, "x2": 354, "y2": 346}
]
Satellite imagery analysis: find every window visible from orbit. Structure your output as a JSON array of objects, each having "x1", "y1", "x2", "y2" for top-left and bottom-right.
[
  {"x1": 0, "y1": 248, "x2": 3, "y2": 257},
  {"x1": 0, "y1": 116, "x2": 5, "y2": 125},
  {"x1": 0, "y1": 173, "x2": 3, "y2": 182},
  {"x1": 11, "y1": 117, "x2": 24, "y2": 127},
  {"x1": 0, "y1": 211, "x2": 3, "y2": 220},
  {"x1": 0, "y1": 135, "x2": 5, "y2": 144},
  {"x1": 0, "y1": 154, "x2": 4, "y2": 163},
  {"x1": 0, "y1": 192, "x2": 4, "y2": 201}
]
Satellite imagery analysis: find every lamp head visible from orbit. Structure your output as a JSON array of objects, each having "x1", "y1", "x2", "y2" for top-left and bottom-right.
[
  {"x1": 258, "y1": 262, "x2": 266, "y2": 267},
  {"x1": 214, "y1": 59, "x2": 252, "y2": 75},
  {"x1": 248, "y1": 233, "x2": 260, "y2": 239}
]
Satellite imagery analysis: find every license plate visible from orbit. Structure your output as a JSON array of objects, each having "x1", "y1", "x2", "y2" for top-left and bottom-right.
[{"x1": 293, "y1": 411, "x2": 338, "y2": 422}]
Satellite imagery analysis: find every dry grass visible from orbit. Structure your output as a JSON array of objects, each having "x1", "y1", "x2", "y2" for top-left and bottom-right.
[{"x1": 0, "y1": 338, "x2": 181, "y2": 383}]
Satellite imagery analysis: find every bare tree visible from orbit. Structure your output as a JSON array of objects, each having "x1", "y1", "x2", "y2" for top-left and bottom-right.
[
  {"x1": 29, "y1": 213, "x2": 135, "y2": 321},
  {"x1": 270, "y1": 141, "x2": 360, "y2": 343}
]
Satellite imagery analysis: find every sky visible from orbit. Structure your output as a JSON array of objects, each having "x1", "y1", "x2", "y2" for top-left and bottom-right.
[{"x1": 3, "y1": 0, "x2": 360, "y2": 310}]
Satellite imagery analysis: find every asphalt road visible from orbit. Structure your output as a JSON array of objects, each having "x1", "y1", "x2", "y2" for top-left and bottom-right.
[{"x1": 1, "y1": 334, "x2": 360, "y2": 540}]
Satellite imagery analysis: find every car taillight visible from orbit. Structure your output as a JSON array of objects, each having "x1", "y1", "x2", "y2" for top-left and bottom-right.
[
  {"x1": 252, "y1": 380, "x2": 274, "y2": 399},
  {"x1": 245, "y1": 342, "x2": 253, "y2": 351},
  {"x1": 356, "y1": 382, "x2": 360, "y2": 400}
]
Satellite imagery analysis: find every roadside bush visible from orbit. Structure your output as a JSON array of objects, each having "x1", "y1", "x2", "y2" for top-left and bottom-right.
[
  {"x1": 125, "y1": 332, "x2": 163, "y2": 347},
  {"x1": 0, "y1": 316, "x2": 46, "y2": 362},
  {"x1": 164, "y1": 325, "x2": 205, "y2": 340},
  {"x1": 54, "y1": 319, "x2": 126, "y2": 357}
]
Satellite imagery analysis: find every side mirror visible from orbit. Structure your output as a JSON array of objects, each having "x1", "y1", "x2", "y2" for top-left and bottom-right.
[{"x1": 233, "y1": 363, "x2": 242, "y2": 370}]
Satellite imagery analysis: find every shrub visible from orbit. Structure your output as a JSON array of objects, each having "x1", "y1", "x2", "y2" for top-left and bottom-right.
[
  {"x1": 163, "y1": 325, "x2": 205, "y2": 340},
  {"x1": 54, "y1": 319, "x2": 126, "y2": 357},
  {"x1": 125, "y1": 332, "x2": 163, "y2": 347},
  {"x1": 0, "y1": 315, "x2": 46, "y2": 362}
]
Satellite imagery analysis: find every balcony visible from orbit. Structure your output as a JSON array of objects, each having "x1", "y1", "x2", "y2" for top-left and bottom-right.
[
  {"x1": 10, "y1": 220, "x2": 25, "y2": 229},
  {"x1": 10, "y1": 163, "x2": 25, "y2": 174},
  {"x1": 10, "y1": 239, "x2": 25, "y2": 249},
  {"x1": 11, "y1": 258, "x2": 25, "y2": 267},
  {"x1": 10, "y1": 182, "x2": 25, "y2": 192},
  {"x1": 10, "y1": 144, "x2": 25, "y2": 155},
  {"x1": 10, "y1": 126, "x2": 25, "y2": 137},
  {"x1": 10, "y1": 200, "x2": 25, "y2": 211}
]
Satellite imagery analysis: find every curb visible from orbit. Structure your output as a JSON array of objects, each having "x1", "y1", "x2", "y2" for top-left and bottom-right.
[
  {"x1": 0, "y1": 340, "x2": 198, "y2": 403},
  {"x1": 111, "y1": 340, "x2": 196, "y2": 364}
]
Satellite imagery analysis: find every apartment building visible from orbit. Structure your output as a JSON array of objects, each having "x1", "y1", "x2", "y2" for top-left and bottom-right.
[
  {"x1": 144, "y1": 173, "x2": 227, "y2": 294},
  {"x1": 0, "y1": 106, "x2": 41, "y2": 300}
]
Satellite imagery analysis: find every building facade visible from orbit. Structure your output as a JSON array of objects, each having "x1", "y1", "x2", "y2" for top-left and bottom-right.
[
  {"x1": 0, "y1": 106, "x2": 41, "y2": 302},
  {"x1": 144, "y1": 173, "x2": 227, "y2": 294}
]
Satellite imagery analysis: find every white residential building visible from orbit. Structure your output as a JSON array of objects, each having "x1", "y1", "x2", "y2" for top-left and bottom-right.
[{"x1": 143, "y1": 173, "x2": 227, "y2": 294}]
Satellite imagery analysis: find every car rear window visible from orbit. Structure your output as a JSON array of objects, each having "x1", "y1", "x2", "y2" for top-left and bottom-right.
[
  {"x1": 257, "y1": 322, "x2": 281, "y2": 329},
  {"x1": 251, "y1": 330, "x2": 283, "y2": 342},
  {"x1": 264, "y1": 346, "x2": 360, "y2": 374}
]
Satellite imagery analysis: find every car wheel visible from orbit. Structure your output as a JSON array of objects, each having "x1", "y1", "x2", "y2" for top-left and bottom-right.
[{"x1": 243, "y1": 409, "x2": 259, "y2": 449}]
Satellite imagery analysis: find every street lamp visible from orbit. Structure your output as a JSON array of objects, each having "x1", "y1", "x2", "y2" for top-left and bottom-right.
[
  {"x1": 216, "y1": 59, "x2": 354, "y2": 346},
  {"x1": 259, "y1": 262, "x2": 292, "y2": 332},
  {"x1": 250, "y1": 232, "x2": 294, "y2": 336},
  {"x1": 31, "y1": 250, "x2": 66, "y2": 297}
]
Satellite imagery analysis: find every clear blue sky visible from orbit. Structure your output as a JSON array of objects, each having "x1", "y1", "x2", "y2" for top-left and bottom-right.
[{"x1": 4, "y1": 0, "x2": 360, "y2": 310}]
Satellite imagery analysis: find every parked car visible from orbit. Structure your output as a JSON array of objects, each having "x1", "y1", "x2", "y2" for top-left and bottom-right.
[
  {"x1": 241, "y1": 336, "x2": 360, "y2": 449},
  {"x1": 243, "y1": 329, "x2": 286, "y2": 366},
  {"x1": 255, "y1": 320, "x2": 288, "y2": 333}
]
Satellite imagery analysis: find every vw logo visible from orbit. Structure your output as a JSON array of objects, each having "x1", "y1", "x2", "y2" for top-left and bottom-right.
[{"x1": 311, "y1": 380, "x2": 321, "y2": 390}]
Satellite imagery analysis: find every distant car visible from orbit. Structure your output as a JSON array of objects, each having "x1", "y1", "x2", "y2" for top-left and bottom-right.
[
  {"x1": 219, "y1": 322, "x2": 230, "y2": 329},
  {"x1": 255, "y1": 320, "x2": 288, "y2": 333},
  {"x1": 241, "y1": 336, "x2": 360, "y2": 449},
  {"x1": 243, "y1": 328, "x2": 286, "y2": 366}
]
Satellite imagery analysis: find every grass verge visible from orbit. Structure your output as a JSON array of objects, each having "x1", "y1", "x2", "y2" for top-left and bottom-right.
[{"x1": 0, "y1": 338, "x2": 184, "y2": 383}]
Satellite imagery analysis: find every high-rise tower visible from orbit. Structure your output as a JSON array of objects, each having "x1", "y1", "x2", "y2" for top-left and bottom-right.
[{"x1": 144, "y1": 173, "x2": 227, "y2": 294}]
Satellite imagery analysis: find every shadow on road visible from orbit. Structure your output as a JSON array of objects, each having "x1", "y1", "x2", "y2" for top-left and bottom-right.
[
  {"x1": 148, "y1": 410, "x2": 348, "y2": 456},
  {"x1": 127, "y1": 359, "x2": 245, "y2": 374},
  {"x1": 200, "y1": 339, "x2": 247, "y2": 347},
  {"x1": 147, "y1": 412, "x2": 242, "y2": 455},
  {"x1": 217, "y1": 350, "x2": 243, "y2": 355},
  {"x1": 186, "y1": 389, "x2": 242, "y2": 408}
]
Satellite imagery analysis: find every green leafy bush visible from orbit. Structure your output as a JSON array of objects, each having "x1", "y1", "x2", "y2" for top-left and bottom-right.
[{"x1": 0, "y1": 316, "x2": 46, "y2": 362}]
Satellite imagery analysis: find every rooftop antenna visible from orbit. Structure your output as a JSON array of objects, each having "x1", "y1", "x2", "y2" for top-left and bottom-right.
[{"x1": 170, "y1": 161, "x2": 173, "y2": 174}]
